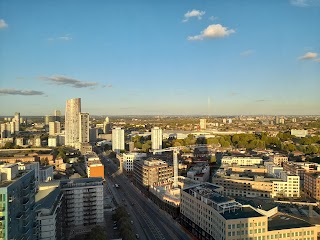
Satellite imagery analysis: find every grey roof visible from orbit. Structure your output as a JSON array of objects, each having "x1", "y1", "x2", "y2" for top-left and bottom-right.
[
  {"x1": 36, "y1": 187, "x2": 61, "y2": 210},
  {"x1": 221, "y1": 206, "x2": 264, "y2": 220},
  {"x1": 268, "y1": 214, "x2": 313, "y2": 231},
  {"x1": 235, "y1": 197, "x2": 277, "y2": 211}
]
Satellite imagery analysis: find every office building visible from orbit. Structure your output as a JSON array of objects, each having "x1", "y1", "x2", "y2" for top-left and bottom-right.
[
  {"x1": 133, "y1": 159, "x2": 173, "y2": 190},
  {"x1": 49, "y1": 121, "x2": 61, "y2": 135},
  {"x1": 180, "y1": 183, "x2": 318, "y2": 240},
  {"x1": 304, "y1": 173, "x2": 320, "y2": 201},
  {"x1": 0, "y1": 164, "x2": 36, "y2": 239},
  {"x1": 151, "y1": 127, "x2": 163, "y2": 150},
  {"x1": 85, "y1": 152, "x2": 104, "y2": 179},
  {"x1": 65, "y1": 98, "x2": 81, "y2": 147},
  {"x1": 79, "y1": 112, "x2": 89, "y2": 144},
  {"x1": 112, "y1": 127, "x2": 124, "y2": 153},
  {"x1": 121, "y1": 153, "x2": 147, "y2": 177},
  {"x1": 200, "y1": 119, "x2": 206, "y2": 130}
]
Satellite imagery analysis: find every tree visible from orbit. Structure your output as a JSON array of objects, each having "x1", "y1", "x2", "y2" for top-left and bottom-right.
[
  {"x1": 3, "y1": 142, "x2": 14, "y2": 149},
  {"x1": 87, "y1": 226, "x2": 106, "y2": 240}
]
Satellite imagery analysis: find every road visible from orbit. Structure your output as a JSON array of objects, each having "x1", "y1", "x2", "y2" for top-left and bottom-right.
[{"x1": 100, "y1": 153, "x2": 193, "y2": 240}]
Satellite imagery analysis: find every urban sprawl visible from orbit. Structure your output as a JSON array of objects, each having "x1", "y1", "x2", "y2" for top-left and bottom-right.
[{"x1": 0, "y1": 98, "x2": 320, "y2": 240}]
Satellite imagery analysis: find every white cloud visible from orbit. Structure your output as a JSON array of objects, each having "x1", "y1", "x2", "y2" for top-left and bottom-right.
[
  {"x1": 209, "y1": 16, "x2": 218, "y2": 21},
  {"x1": 290, "y1": 0, "x2": 320, "y2": 7},
  {"x1": 0, "y1": 19, "x2": 8, "y2": 29},
  {"x1": 0, "y1": 88, "x2": 44, "y2": 96},
  {"x1": 57, "y1": 34, "x2": 72, "y2": 41},
  {"x1": 188, "y1": 24, "x2": 235, "y2": 41},
  {"x1": 240, "y1": 50, "x2": 255, "y2": 56},
  {"x1": 183, "y1": 9, "x2": 205, "y2": 22},
  {"x1": 48, "y1": 34, "x2": 72, "y2": 41},
  {"x1": 298, "y1": 52, "x2": 318, "y2": 60},
  {"x1": 40, "y1": 75, "x2": 97, "y2": 88}
]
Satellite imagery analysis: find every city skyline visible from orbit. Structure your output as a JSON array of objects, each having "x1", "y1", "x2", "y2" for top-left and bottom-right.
[{"x1": 1, "y1": 0, "x2": 320, "y2": 115}]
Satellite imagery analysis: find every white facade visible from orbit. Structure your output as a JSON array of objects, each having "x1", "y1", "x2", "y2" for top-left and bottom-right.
[
  {"x1": 187, "y1": 164, "x2": 210, "y2": 182},
  {"x1": 265, "y1": 162, "x2": 283, "y2": 178},
  {"x1": 272, "y1": 172, "x2": 300, "y2": 198},
  {"x1": 151, "y1": 127, "x2": 162, "y2": 150},
  {"x1": 79, "y1": 112, "x2": 90, "y2": 143},
  {"x1": 123, "y1": 153, "x2": 147, "y2": 172},
  {"x1": 0, "y1": 123, "x2": 11, "y2": 138},
  {"x1": 222, "y1": 156, "x2": 263, "y2": 166},
  {"x1": 291, "y1": 129, "x2": 308, "y2": 138},
  {"x1": 15, "y1": 137, "x2": 24, "y2": 146},
  {"x1": 112, "y1": 127, "x2": 125, "y2": 153},
  {"x1": 65, "y1": 98, "x2": 81, "y2": 147},
  {"x1": 49, "y1": 121, "x2": 61, "y2": 135},
  {"x1": 200, "y1": 119, "x2": 206, "y2": 130},
  {"x1": 48, "y1": 136, "x2": 57, "y2": 147}
]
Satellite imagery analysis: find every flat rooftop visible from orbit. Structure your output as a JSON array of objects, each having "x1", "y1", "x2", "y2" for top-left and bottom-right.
[
  {"x1": 36, "y1": 187, "x2": 61, "y2": 210},
  {"x1": 268, "y1": 213, "x2": 313, "y2": 231},
  {"x1": 221, "y1": 206, "x2": 264, "y2": 220}
]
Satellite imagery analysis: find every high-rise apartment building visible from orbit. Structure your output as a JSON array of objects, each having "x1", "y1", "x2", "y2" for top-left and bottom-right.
[
  {"x1": 49, "y1": 121, "x2": 61, "y2": 135},
  {"x1": 151, "y1": 127, "x2": 162, "y2": 150},
  {"x1": 54, "y1": 109, "x2": 61, "y2": 122},
  {"x1": 60, "y1": 178, "x2": 104, "y2": 238},
  {"x1": 0, "y1": 123, "x2": 11, "y2": 138},
  {"x1": 13, "y1": 112, "x2": 20, "y2": 132},
  {"x1": 103, "y1": 117, "x2": 111, "y2": 134},
  {"x1": 112, "y1": 127, "x2": 124, "y2": 153},
  {"x1": 79, "y1": 113, "x2": 89, "y2": 143},
  {"x1": 65, "y1": 98, "x2": 81, "y2": 147},
  {"x1": 0, "y1": 164, "x2": 36, "y2": 239},
  {"x1": 200, "y1": 119, "x2": 206, "y2": 130}
]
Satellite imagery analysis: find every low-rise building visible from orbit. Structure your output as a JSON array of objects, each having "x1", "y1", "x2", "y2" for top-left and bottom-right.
[
  {"x1": 304, "y1": 172, "x2": 320, "y2": 201},
  {"x1": 291, "y1": 129, "x2": 308, "y2": 138},
  {"x1": 222, "y1": 156, "x2": 263, "y2": 166},
  {"x1": 271, "y1": 155, "x2": 288, "y2": 166},
  {"x1": 180, "y1": 183, "x2": 318, "y2": 240},
  {"x1": 187, "y1": 163, "x2": 210, "y2": 182}
]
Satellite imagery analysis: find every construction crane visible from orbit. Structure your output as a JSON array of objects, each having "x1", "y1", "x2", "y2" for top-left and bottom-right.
[
  {"x1": 150, "y1": 144, "x2": 211, "y2": 188},
  {"x1": 150, "y1": 147, "x2": 180, "y2": 189}
]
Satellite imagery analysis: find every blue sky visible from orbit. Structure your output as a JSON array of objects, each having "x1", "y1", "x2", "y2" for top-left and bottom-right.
[{"x1": 0, "y1": 0, "x2": 319, "y2": 116}]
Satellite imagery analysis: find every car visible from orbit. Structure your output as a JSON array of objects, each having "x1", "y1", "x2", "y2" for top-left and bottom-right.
[
  {"x1": 135, "y1": 234, "x2": 140, "y2": 239},
  {"x1": 131, "y1": 220, "x2": 134, "y2": 225},
  {"x1": 113, "y1": 227, "x2": 118, "y2": 230}
]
